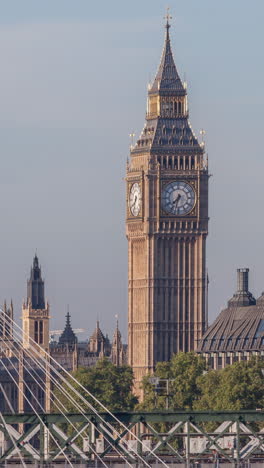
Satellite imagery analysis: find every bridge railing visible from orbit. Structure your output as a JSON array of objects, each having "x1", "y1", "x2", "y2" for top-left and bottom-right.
[{"x1": 1, "y1": 410, "x2": 264, "y2": 465}]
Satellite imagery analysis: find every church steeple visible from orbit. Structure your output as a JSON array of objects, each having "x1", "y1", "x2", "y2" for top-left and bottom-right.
[{"x1": 27, "y1": 254, "x2": 45, "y2": 309}]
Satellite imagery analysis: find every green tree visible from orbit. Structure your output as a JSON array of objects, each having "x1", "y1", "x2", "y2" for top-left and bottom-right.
[
  {"x1": 139, "y1": 352, "x2": 206, "y2": 410},
  {"x1": 53, "y1": 358, "x2": 138, "y2": 413},
  {"x1": 195, "y1": 357, "x2": 264, "y2": 411}
]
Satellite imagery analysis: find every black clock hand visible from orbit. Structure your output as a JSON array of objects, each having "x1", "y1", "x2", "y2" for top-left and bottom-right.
[
  {"x1": 131, "y1": 195, "x2": 137, "y2": 208},
  {"x1": 173, "y1": 193, "x2": 181, "y2": 207}
]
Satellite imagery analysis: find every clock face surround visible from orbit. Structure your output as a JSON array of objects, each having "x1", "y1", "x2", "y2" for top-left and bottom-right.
[
  {"x1": 162, "y1": 181, "x2": 195, "y2": 216},
  {"x1": 129, "y1": 182, "x2": 141, "y2": 217}
]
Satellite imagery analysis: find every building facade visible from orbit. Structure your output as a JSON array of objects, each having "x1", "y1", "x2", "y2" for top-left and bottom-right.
[{"x1": 126, "y1": 19, "x2": 209, "y2": 389}]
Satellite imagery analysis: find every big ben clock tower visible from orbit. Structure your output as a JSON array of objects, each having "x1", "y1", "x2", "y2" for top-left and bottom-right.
[{"x1": 126, "y1": 17, "x2": 209, "y2": 390}]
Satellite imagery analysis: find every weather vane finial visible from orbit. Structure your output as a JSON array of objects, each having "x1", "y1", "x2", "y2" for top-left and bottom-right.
[{"x1": 164, "y1": 6, "x2": 172, "y2": 28}]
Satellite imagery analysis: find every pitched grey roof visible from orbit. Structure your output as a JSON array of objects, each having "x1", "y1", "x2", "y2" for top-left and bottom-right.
[{"x1": 197, "y1": 269, "x2": 264, "y2": 353}]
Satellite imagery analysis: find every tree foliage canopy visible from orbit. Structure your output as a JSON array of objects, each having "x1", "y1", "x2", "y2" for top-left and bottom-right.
[
  {"x1": 139, "y1": 353, "x2": 264, "y2": 412},
  {"x1": 53, "y1": 358, "x2": 138, "y2": 413},
  {"x1": 194, "y1": 357, "x2": 264, "y2": 411},
  {"x1": 139, "y1": 352, "x2": 206, "y2": 411},
  {"x1": 53, "y1": 354, "x2": 264, "y2": 415}
]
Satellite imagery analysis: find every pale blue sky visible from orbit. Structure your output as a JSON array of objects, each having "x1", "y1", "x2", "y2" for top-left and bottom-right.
[{"x1": 0, "y1": 1, "x2": 263, "y2": 340}]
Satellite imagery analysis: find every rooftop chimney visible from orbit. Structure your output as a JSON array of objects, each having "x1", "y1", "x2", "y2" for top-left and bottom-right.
[
  {"x1": 228, "y1": 268, "x2": 256, "y2": 308},
  {"x1": 237, "y1": 268, "x2": 249, "y2": 293}
]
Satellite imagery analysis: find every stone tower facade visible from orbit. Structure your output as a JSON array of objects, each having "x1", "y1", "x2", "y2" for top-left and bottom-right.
[
  {"x1": 111, "y1": 320, "x2": 125, "y2": 366},
  {"x1": 126, "y1": 20, "x2": 209, "y2": 389},
  {"x1": 22, "y1": 255, "x2": 50, "y2": 351}
]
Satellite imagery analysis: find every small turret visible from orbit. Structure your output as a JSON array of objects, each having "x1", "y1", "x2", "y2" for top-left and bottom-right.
[
  {"x1": 58, "y1": 309, "x2": 77, "y2": 347},
  {"x1": 111, "y1": 317, "x2": 125, "y2": 366},
  {"x1": 89, "y1": 321, "x2": 105, "y2": 354}
]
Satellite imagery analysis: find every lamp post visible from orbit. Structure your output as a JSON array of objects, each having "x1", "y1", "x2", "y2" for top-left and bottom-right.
[{"x1": 149, "y1": 377, "x2": 174, "y2": 410}]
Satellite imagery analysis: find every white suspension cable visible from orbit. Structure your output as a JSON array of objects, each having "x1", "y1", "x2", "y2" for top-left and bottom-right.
[
  {"x1": 0, "y1": 324, "x2": 132, "y2": 468},
  {"x1": 0, "y1": 308, "x2": 169, "y2": 467},
  {"x1": 1, "y1": 310, "x2": 164, "y2": 467},
  {"x1": 3, "y1": 339, "x2": 119, "y2": 467},
  {"x1": 0, "y1": 353, "x2": 75, "y2": 467},
  {"x1": 0, "y1": 335, "x2": 106, "y2": 467},
  {"x1": 1, "y1": 318, "x2": 150, "y2": 467}
]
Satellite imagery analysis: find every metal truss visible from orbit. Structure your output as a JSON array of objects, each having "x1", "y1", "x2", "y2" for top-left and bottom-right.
[{"x1": 1, "y1": 411, "x2": 264, "y2": 464}]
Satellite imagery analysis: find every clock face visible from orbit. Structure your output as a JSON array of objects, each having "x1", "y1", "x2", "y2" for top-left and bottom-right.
[
  {"x1": 161, "y1": 181, "x2": 195, "y2": 216},
  {"x1": 129, "y1": 183, "x2": 141, "y2": 216}
]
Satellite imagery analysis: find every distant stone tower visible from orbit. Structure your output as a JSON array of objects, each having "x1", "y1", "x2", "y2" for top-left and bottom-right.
[
  {"x1": 126, "y1": 18, "x2": 209, "y2": 390},
  {"x1": 111, "y1": 319, "x2": 125, "y2": 366},
  {"x1": 22, "y1": 255, "x2": 50, "y2": 351}
]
